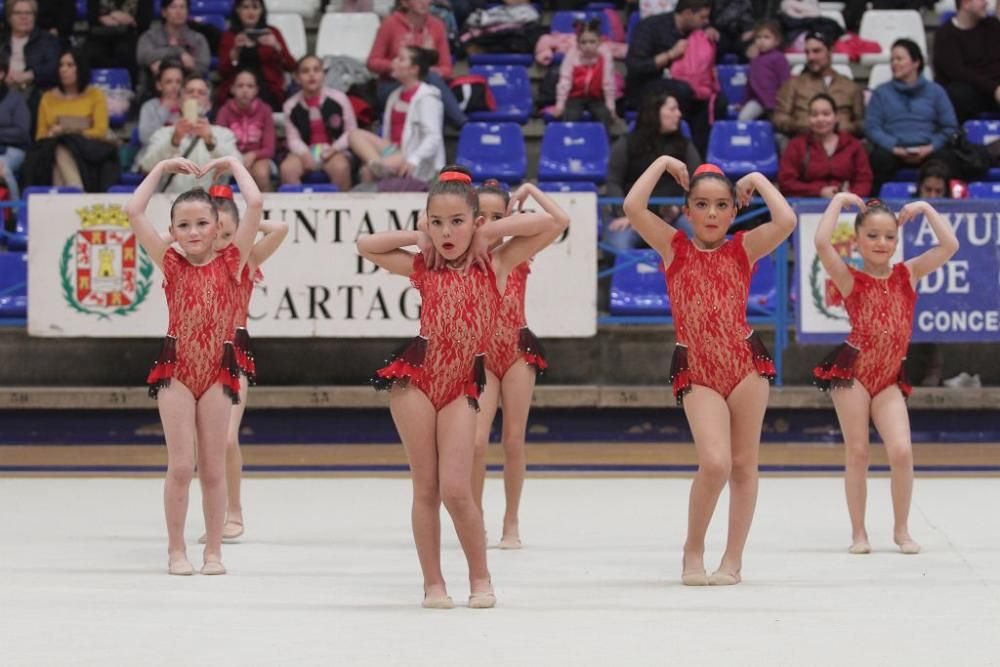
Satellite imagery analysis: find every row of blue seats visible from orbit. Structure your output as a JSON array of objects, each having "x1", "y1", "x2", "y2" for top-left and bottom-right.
[{"x1": 0, "y1": 0, "x2": 234, "y2": 20}]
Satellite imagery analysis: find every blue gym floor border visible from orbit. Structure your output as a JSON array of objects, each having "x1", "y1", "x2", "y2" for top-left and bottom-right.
[{"x1": 3, "y1": 464, "x2": 1000, "y2": 474}]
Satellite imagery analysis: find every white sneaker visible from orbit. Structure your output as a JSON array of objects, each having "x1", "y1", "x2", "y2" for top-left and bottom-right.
[
  {"x1": 968, "y1": 374, "x2": 982, "y2": 388},
  {"x1": 943, "y1": 372, "x2": 970, "y2": 388}
]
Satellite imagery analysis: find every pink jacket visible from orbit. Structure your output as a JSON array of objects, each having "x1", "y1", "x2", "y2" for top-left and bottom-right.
[
  {"x1": 556, "y1": 43, "x2": 617, "y2": 111},
  {"x1": 535, "y1": 32, "x2": 627, "y2": 67},
  {"x1": 215, "y1": 98, "x2": 276, "y2": 161},
  {"x1": 367, "y1": 11, "x2": 453, "y2": 80}
]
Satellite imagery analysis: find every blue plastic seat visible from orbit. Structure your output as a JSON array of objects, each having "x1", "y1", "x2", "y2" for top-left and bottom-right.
[
  {"x1": 0, "y1": 251, "x2": 27, "y2": 318},
  {"x1": 456, "y1": 122, "x2": 527, "y2": 182},
  {"x1": 189, "y1": 0, "x2": 232, "y2": 16},
  {"x1": 107, "y1": 185, "x2": 137, "y2": 193},
  {"x1": 468, "y1": 53, "x2": 534, "y2": 67},
  {"x1": 550, "y1": 10, "x2": 611, "y2": 36},
  {"x1": 302, "y1": 170, "x2": 332, "y2": 184},
  {"x1": 609, "y1": 250, "x2": 670, "y2": 316},
  {"x1": 538, "y1": 122, "x2": 609, "y2": 183},
  {"x1": 2, "y1": 186, "x2": 82, "y2": 251},
  {"x1": 91, "y1": 68, "x2": 133, "y2": 128},
  {"x1": 968, "y1": 181, "x2": 1000, "y2": 198},
  {"x1": 537, "y1": 181, "x2": 599, "y2": 193},
  {"x1": 747, "y1": 253, "x2": 776, "y2": 316},
  {"x1": 717, "y1": 64, "x2": 748, "y2": 119},
  {"x1": 879, "y1": 181, "x2": 917, "y2": 198},
  {"x1": 893, "y1": 168, "x2": 919, "y2": 182},
  {"x1": 278, "y1": 183, "x2": 340, "y2": 193},
  {"x1": 705, "y1": 120, "x2": 778, "y2": 180},
  {"x1": 468, "y1": 65, "x2": 533, "y2": 124},
  {"x1": 75, "y1": 0, "x2": 86, "y2": 19},
  {"x1": 190, "y1": 13, "x2": 227, "y2": 31},
  {"x1": 963, "y1": 120, "x2": 1000, "y2": 180},
  {"x1": 119, "y1": 172, "x2": 144, "y2": 186}
]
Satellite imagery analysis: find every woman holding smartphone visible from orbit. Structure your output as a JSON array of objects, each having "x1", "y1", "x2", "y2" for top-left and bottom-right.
[{"x1": 217, "y1": 0, "x2": 296, "y2": 110}]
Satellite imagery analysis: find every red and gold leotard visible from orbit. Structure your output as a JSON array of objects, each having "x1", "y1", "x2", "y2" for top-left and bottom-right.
[
  {"x1": 664, "y1": 231, "x2": 775, "y2": 404},
  {"x1": 232, "y1": 263, "x2": 262, "y2": 385},
  {"x1": 374, "y1": 253, "x2": 500, "y2": 411},
  {"x1": 814, "y1": 263, "x2": 915, "y2": 397},
  {"x1": 485, "y1": 261, "x2": 547, "y2": 378},
  {"x1": 146, "y1": 244, "x2": 242, "y2": 403}
]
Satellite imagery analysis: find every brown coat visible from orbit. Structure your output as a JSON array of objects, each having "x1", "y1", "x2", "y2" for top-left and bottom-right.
[{"x1": 772, "y1": 69, "x2": 865, "y2": 136}]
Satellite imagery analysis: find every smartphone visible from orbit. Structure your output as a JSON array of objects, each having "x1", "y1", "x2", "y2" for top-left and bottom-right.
[
  {"x1": 905, "y1": 146, "x2": 919, "y2": 154},
  {"x1": 245, "y1": 28, "x2": 270, "y2": 38},
  {"x1": 182, "y1": 98, "x2": 199, "y2": 123}
]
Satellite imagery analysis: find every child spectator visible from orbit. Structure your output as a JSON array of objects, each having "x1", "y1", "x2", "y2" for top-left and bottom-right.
[
  {"x1": 135, "y1": 60, "x2": 183, "y2": 154},
  {"x1": 739, "y1": 20, "x2": 790, "y2": 121},
  {"x1": 217, "y1": 68, "x2": 276, "y2": 192},
  {"x1": 552, "y1": 19, "x2": 617, "y2": 130}
]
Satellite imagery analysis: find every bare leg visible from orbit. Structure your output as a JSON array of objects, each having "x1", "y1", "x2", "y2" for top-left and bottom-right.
[
  {"x1": 831, "y1": 382, "x2": 873, "y2": 552},
  {"x1": 436, "y1": 396, "x2": 492, "y2": 596},
  {"x1": 224, "y1": 376, "x2": 248, "y2": 536},
  {"x1": 348, "y1": 128, "x2": 391, "y2": 164},
  {"x1": 389, "y1": 385, "x2": 447, "y2": 599},
  {"x1": 323, "y1": 151, "x2": 353, "y2": 191},
  {"x1": 498, "y1": 361, "x2": 536, "y2": 545},
  {"x1": 194, "y1": 384, "x2": 232, "y2": 569},
  {"x1": 681, "y1": 385, "x2": 732, "y2": 579},
  {"x1": 716, "y1": 373, "x2": 769, "y2": 579},
  {"x1": 157, "y1": 381, "x2": 197, "y2": 568},
  {"x1": 870, "y1": 386, "x2": 919, "y2": 553},
  {"x1": 279, "y1": 153, "x2": 306, "y2": 186},
  {"x1": 250, "y1": 159, "x2": 273, "y2": 192},
  {"x1": 53, "y1": 146, "x2": 84, "y2": 188},
  {"x1": 472, "y1": 370, "x2": 501, "y2": 518}
]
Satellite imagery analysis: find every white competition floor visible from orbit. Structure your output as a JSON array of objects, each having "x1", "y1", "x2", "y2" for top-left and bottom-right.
[{"x1": 2, "y1": 477, "x2": 999, "y2": 666}]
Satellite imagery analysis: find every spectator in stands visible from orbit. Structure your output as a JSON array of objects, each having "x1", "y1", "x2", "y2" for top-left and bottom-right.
[
  {"x1": 349, "y1": 46, "x2": 445, "y2": 184},
  {"x1": 279, "y1": 55, "x2": 357, "y2": 191},
  {"x1": 739, "y1": 20, "x2": 790, "y2": 121},
  {"x1": 136, "y1": 60, "x2": 183, "y2": 151},
  {"x1": 85, "y1": 1, "x2": 153, "y2": 85},
  {"x1": 1, "y1": 0, "x2": 61, "y2": 122},
  {"x1": 773, "y1": 31, "x2": 864, "y2": 138},
  {"x1": 552, "y1": 19, "x2": 618, "y2": 130},
  {"x1": 217, "y1": 68, "x2": 276, "y2": 192},
  {"x1": 710, "y1": 0, "x2": 755, "y2": 63},
  {"x1": 934, "y1": 0, "x2": 1000, "y2": 123},
  {"x1": 136, "y1": 0, "x2": 211, "y2": 95},
  {"x1": 23, "y1": 48, "x2": 119, "y2": 192},
  {"x1": 0, "y1": 53, "x2": 31, "y2": 201},
  {"x1": 778, "y1": 93, "x2": 872, "y2": 198},
  {"x1": 917, "y1": 158, "x2": 953, "y2": 199},
  {"x1": 367, "y1": 0, "x2": 466, "y2": 128},
  {"x1": 138, "y1": 73, "x2": 241, "y2": 193},
  {"x1": 603, "y1": 91, "x2": 701, "y2": 250},
  {"x1": 37, "y1": 0, "x2": 77, "y2": 46},
  {"x1": 217, "y1": 0, "x2": 296, "y2": 111},
  {"x1": 866, "y1": 39, "x2": 959, "y2": 194}
]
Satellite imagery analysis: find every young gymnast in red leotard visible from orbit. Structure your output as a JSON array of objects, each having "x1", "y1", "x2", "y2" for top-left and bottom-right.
[
  {"x1": 471, "y1": 181, "x2": 568, "y2": 550},
  {"x1": 189, "y1": 185, "x2": 288, "y2": 544},
  {"x1": 813, "y1": 194, "x2": 959, "y2": 556},
  {"x1": 126, "y1": 156, "x2": 262, "y2": 576},
  {"x1": 358, "y1": 165, "x2": 564, "y2": 609},
  {"x1": 624, "y1": 159, "x2": 797, "y2": 586}
]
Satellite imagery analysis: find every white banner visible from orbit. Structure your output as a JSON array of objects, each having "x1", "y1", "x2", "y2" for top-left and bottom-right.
[{"x1": 28, "y1": 192, "x2": 597, "y2": 338}]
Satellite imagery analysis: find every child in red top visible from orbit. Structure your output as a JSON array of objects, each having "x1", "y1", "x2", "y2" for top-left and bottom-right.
[
  {"x1": 358, "y1": 165, "x2": 564, "y2": 610},
  {"x1": 552, "y1": 20, "x2": 618, "y2": 129},
  {"x1": 194, "y1": 185, "x2": 288, "y2": 544},
  {"x1": 126, "y1": 156, "x2": 262, "y2": 577},
  {"x1": 813, "y1": 194, "x2": 959, "y2": 556},
  {"x1": 624, "y1": 158, "x2": 797, "y2": 587},
  {"x1": 470, "y1": 181, "x2": 568, "y2": 550},
  {"x1": 216, "y1": 69, "x2": 277, "y2": 193}
]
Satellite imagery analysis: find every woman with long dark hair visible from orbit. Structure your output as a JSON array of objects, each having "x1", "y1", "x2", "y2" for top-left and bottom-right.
[{"x1": 216, "y1": 0, "x2": 296, "y2": 110}]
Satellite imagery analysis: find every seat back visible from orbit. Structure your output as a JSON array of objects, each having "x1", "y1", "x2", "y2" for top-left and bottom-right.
[
  {"x1": 858, "y1": 10, "x2": 927, "y2": 62},
  {"x1": 269, "y1": 13, "x2": 308, "y2": 60},
  {"x1": 316, "y1": 12, "x2": 381, "y2": 59},
  {"x1": 455, "y1": 122, "x2": 527, "y2": 182},
  {"x1": 550, "y1": 10, "x2": 610, "y2": 36},
  {"x1": 705, "y1": 120, "x2": 778, "y2": 179},
  {"x1": 968, "y1": 181, "x2": 1000, "y2": 198},
  {"x1": 878, "y1": 182, "x2": 918, "y2": 198},
  {"x1": 278, "y1": 183, "x2": 340, "y2": 193},
  {"x1": 609, "y1": 250, "x2": 670, "y2": 316},
  {"x1": 537, "y1": 122, "x2": 610, "y2": 183},
  {"x1": 468, "y1": 65, "x2": 533, "y2": 124},
  {"x1": 0, "y1": 251, "x2": 27, "y2": 318}
]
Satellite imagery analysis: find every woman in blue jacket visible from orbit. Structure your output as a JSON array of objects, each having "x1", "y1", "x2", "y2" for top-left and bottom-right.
[{"x1": 865, "y1": 38, "x2": 960, "y2": 194}]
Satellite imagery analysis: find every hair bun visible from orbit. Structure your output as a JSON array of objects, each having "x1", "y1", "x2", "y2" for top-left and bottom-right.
[
  {"x1": 693, "y1": 164, "x2": 725, "y2": 177},
  {"x1": 208, "y1": 184, "x2": 234, "y2": 200}
]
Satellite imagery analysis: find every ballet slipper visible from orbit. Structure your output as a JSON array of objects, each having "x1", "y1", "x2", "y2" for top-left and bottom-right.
[
  {"x1": 468, "y1": 586, "x2": 497, "y2": 609},
  {"x1": 498, "y1": 535, "x2": 522, "y2": 550},
  {"x1": 896, "y1": 539, "x2": 921, "y2": 555},
  {"x1": 848, "y1": 540, "x2": 872, "y2": 555},
  {"x1": 222, "y1": 519, "x2": 244, "y2": 542},
  {"x1": 167, "y1": 555, "x2": 194, "y2": 576},
  {"x1": 421, "y1": 594, "x2": 455, "y2": 610},
  {"x1": 201, "y1": 559, "x2": 227, "y2": 575},
  {"x1": 681, "y1": 555, "x2": 709, "y2": 586},
  {"x1": 708, "y1": 570, "x2": 742, "y2": 586}
]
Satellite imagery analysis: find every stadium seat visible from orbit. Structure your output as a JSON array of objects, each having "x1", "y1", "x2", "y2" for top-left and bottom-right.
[
  {"x1": 609, "y1": 250, "x2": 670, "y2": 316},
  {"x1": 302, "y1": 170, "x2": 333, "y2": 184},
  {"x1": 626, "y1": 11, "x2": 640, "y2": 40},
  {"x1": 858, "y1": 10, "x2": 926, "y2": 67},
  {"x1": 468, "y1": 53, "x2": 534, "y2": 67},
  {"x1": 279, "y1": 183, "x2": 340, "y2": 192},
  {"x1": 705, "y1": 121, "x2": 779, "y2": 180},
  {"x1": 468, "y1": 65, "x2": 533, "y2": 124},
  {"x1": 717, "y1": 64, "x2": 747, "y2": 118},
  {"x1": 747, "y1": 253, "x2": 776, "y2": 316},
  {"x1": 879, "y1": 182, "x2": 917, "y2": 198},
  {"x1": 272, "y1": 0, "x2": 322, "y2": 16},
  {"x1": 119, "y1": 172, "x2": 144, "y2": 186},
  {"x1": 455, "y1": 122, "x2": 527, "y2": 182},
  {"x1": 537, "y1": 181, "x2": 599, "y2": 193},
  {"x1": 0, "y1": 251, "x2": 27, "y2": 318},
  {"x1": 537, "y1": 122, "x2": 610, "y2": 183},
  {"x1": 820, "y1": 8, "x2": 845, "y2": 28},
  {"x1": 189, "y1": 0, "x2": 232, "y2": 15},
  {"x1": 107, "y1": 185, "x2": 137, "y2": 193},
  {"x1": 2, "y1": 186, "x2": 83, "y2": 251},
  {"x1": 867, "y1": 63, "x2": 892, "y2": 90},
  {"x1": 550, "y1": 10, "x2": 610, "y2": 36},
  {"x1": 963, "y1": 120, "x2": 1000, "y2": 180},
  {"x1": 90, "y1": 69, "x2": 132, "y2": 128},
  {"x1": 316, "y1": 12, "x2": 380, "y2": 59},
  {"x1": 968, "y1": 181, "x2": 1000, "y2": 198},
  {"x1": 269, "y1": 13, "x2": 308, "y2": 60},
  {"x1": 892, "y1": 168, "x2": 919, "y2": 182},
  {"x1": 75, "y1": 0, "x2": 86, "y2": 19},
  {"x1": 190, "y1": 13, "x2": 226, "y2": 32}
]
